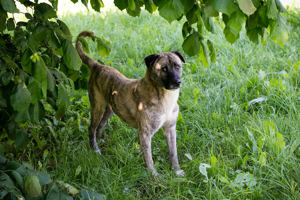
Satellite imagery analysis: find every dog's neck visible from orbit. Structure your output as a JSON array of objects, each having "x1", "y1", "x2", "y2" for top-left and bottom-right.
[{"x1": 138, "y1": 70, "x2": 179, "y2": 103}]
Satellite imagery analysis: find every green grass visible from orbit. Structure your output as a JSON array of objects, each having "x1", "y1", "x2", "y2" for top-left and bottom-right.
[{"x1": 12, "y1": 8, "x2": 300, "y2": 199}]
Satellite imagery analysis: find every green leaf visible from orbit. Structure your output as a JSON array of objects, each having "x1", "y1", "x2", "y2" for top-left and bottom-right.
[
  {"x1": 186, "y1": 4, "x2": 201, "y2": 25},
  {"x1": 0, "y1": 173, "x2": 15, "y2": 189},
  {"x1": 114, "y1": 0, "x2": 128, "y2": 10},
  {"x1": 145, "y1": 0, "x2": 157, "y2": 13},
  {"x1": 223, "y1": 26, "x2": 239, "y2": 43},
  {"x1": 10, "y1": 170, "x2": 24, "y2": 189},
  {"x1": 6, "y1": 18, "x2": 15, "y2": 31},
  {"x1": 246, "y1": 28, "x2": 260, "y2": 43},
  {"x1": 10, "y1": 83, "x2": 31, "y2": 111},
  {"x1": 203, "y1": 1, "x2": 219, "y2": 17},
  {"x1": 226, "y1": 10, "x2": 245, "y2": 36},
  {"x1": 182, "y1": 32, "x2": 200, "y2": 56},
  {"x1": 0, "y1": 0, "x2": 19, "y2": 13},
  {"x1": 212, "y1": 0, "x2": 237, "y2": 16},
  {"x1": 128, "y1": 0, "x2": 135, "y2": 10},
  {"x1": 34, "y1": 3, "x2": 56, "y2": 20},
  {"x1": 57, "y1": 20, "x2": 72, "y2": 41},
  {"x1": 181, "y1": 0, "x2": 194, "y2": 13},
  {"x1": 96, "y1": 37, "x2": 111, "y2": 57},
  {"x1": 35, "y1": 172, "x2": 52, "y2": 185},
  {"x1": 270, "y1": 14, "x2": 288, "y2": 47},
  {"x1": 77, "y1": 38, "x2": 90, "y2": 54},
  {"x1": 47, "y1": 69, "x2": 56, "y2": 95},
  {"x1": 259, "y1": 152, "x2": 267, "y2": 166},
  {"x1": 182, "y1": 21, "x2": 192, "y2": 38},
  {"x1": 55, "y1": 83, "x2": 70, "y2": 119},
  {"x1": 207, "y1": 40, "x2": 216, "y2": 63},
  {"x1": 90, "y1": 0, "x2": 104, "y2": 12},
  {"x1": 29, "y1": 101, "x2": 44, "y2": 123},
  {"x1": 233, "y1": 172, "x2": 257, "y2": 188},
  {"x1": 46, "y1": 184, "x2": 73, "y2": 200},
  {"x1": 0, "y1": 7, "x2": 7, "y2": 32},
  {"x1": 28, "y1": 77, "x2": 43, "y2": 103},
  {"x1": 33, "y1": 57, "x2": 48, "y2": 98},
  {"x1": 199, "y1": 39, "x2": 209, "y2": 67},
  {"x1": 267, "y1": 0, "x2": 278, "y2": 20},
  {"x1": 158, "y1": 0, "x2": 184, "y2": 23},
  {"x1": 62, "y1": 39, "x2": 82, "y2": 71},
  {"x1": 14, "y1": 129, "x2": 29, "y2": 148},
  {"x1": 21, "y1": 49, "x2": 33, "y2": 74},
  {"x1": 237, "y1": 0, "x2": 256, "y2": 15},
  {"x1": 76, "y1": 189, "x2": 106, "y2": 200}
]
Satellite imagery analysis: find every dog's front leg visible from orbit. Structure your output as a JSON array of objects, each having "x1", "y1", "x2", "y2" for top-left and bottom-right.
[
  {"x1": 138, "y1": 130, "x2": 157, "y2": 176},
  {"x1": 163, "y1": 123, "x2": 185, "y2": 176}
]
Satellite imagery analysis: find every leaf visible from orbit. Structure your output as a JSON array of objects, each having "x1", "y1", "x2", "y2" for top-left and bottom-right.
[
  {"x1": 207, "y1": 40, "x2": 216, "y2": 63},
  {"x1": 10, "y1": 83, "x2": 31, "y2": 111},
  {"x1": 212, "y1": 0, "x2": 237, "y2": 16},
  {"x1": 21, "y1": 49, "x2": 33, "y2": 74},
  {"x1": 210, "y1": 156, "x2": 217, "y2": 168},
  {"x1": 62, "y1": 39, "x2": 82, "y2": 71},
  {"x1": 29, "y1": 102, "x2": 44, "y2": 123},
  {"x1": 0, "y1": 0, "x2": 19, "y2": 13},
  {"x1": 181, "y1": 0, "x2": 194, "y2": 13},
  {"x1": 267, "y1": 0, "x2": 278, "y2": 20},
  {"x1": 259, "y1": 152, "x2": 267, "y2": 166},
  {"x1": 158, "y1": 0, "x2": 184, "y2": 23},
  {"x1": 35, "y1": 172, "x2": 52, "y2": 185},
  {"x1": 186, "y1": 4, "x2": 200, "y2": 25},
  {"x1": 14, "y1": 129, "x2": 29, "y2": 148},
  {"x1": 237, "y1": 0, "x2": 256, "y2": 15},
  {"x1": 34, "y1": 3, "x2": 57, "y2": 20},
  {"x1": 33, "y1": 57, "x2": 48, "y2": 98},
  {"x1": 0, "y1": 7, "x2": 7, "y2": 32},
  {"x1": 77, "y1": 38, "x2": 90, "y2": 54},
  {"x1": 182, "y1": 32, "x2": 200, "y2": 56},
  {"x1": 224, "y1": 26, "x2": 239, "y2": 44},
  {"x1": 57, "y1": 20, "x2": 72, "y2": 41},
  {"x1": 55, "y1": 83, "x2": 70, "y2": 119},
  {"x1": 0, "y1": 173, "x2": 15, "y2": 189},
  {"x1": 90, "y1": 0, "x2": 104, "y2": 12},
  {"x1": 76, "y1": 189, "x2": 106, "y2": 200},
  {"x1": 96, "y1": 37, "x2": 111, "y2": 57},
  {"x1": 128, "y1": 0, "x2": 135, "y2": 10},
  {"x1": 184, "y1": 153, "x2": 193, "y2": 160},
  {"x1": 226, "y1": 10, "x2": 245, "y2": 37},
  {"x1": 270, "y1": 14, "x2": 288, "y2": 47},
  {"x1": 199, "y1": 39, "x2": 209, "y2": 67},
  {"x1": 10, "y1": 170, "x2": 24, "y2": 189},
  {"x1": 203, "y1": 1, "x2": 219, "y2": 17},
  {"x1": 233, "y1": 172, "x2": 257, "y2": 188},
  {"x1": 182, "y1": 22, "x2": 192, "y2": 38},
  {"x1": 114, "y1": 0, "x2": 128, "y2": 10},
  {"x1": 6, "y1": 18, "x2": 15, "y2": 31},
  {"x1": 199, "y1": 163, "x2": 211, "y2": 180},
  {"x1": 47, "y1": 69, "x2": 56, "y2": 96},
  {"x1": 46, "y1": 184, "x2": 73, "y2": 200},
  {"x1": 145, "y1": 0, "x2": 157, "y2": 13}
]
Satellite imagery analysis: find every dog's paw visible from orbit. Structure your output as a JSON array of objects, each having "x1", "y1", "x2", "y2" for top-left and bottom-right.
[
  {"x1": 95, "y1": 149, "x2": 101, "y2": 155},
  {"x1": 175, "y1": 169, "x2": 185, "y2": 177}
]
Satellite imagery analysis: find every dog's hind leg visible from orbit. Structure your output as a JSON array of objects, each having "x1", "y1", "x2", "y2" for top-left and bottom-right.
[
  {"x1": 89, "y1": 105, "x2": 106, "y2": 155},
  {"x1": 96, "y1": 106, "x2": 113, "y2": 141}
]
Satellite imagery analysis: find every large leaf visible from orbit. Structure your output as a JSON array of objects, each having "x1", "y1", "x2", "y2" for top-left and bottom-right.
[
  {"x1": 224, "y1": 26, "x2": 239, "y2": 43},
  {"x1": 29, "y1": 102, "x2": 44, "y2": 123},
  {"x1": 46, "y1": 185, "x2": 73, "y2": 200},
  {"x1": 57, "y1": 20, "x2": 72, "y2": 41},
  {"x1": 21, "y1": 49, "x2": 33, "y2": 74},
  {"x1": 90, "y1": 0, "x2": 104, "y2": 12},
  {"x1": 96, "y1": 37, "x2": 111, "y2": 57},
  {"x1": 182, "y1": 32, "x2": 200, "y2": 57},
  {"x1": 181, "y1": 0, "x2": 194, "y2": 13},
  {"x1": 0, "y1": 7, "x2": 7, "y2": 32},
  {"x1": 76, "y1": 189, "x2": 105, "y2": 200},
  {"x1": 0, "y1": 0, "x2": 19, "y2": 13},
  {"x1": 158, "y1": 0, "x2": 184, "y2": 23},
  {"x1": 33, "y1": 57, "x2": 48, "y2": 98},
  {"x1": 267, "y1": 0, "x2": 278, "y2": 20},
  {"x1": 27, "y1": 77, "x2": 42, "y2": 103},
  {"x1": 55, "y1": 83, "x2": 70, "y2": 119},
  {"x1": 145, "y1": 0, "x2": 157, "y2": 13},
  {"x1": 114, "y1": 0, "x2": 128, "y2": 10},
  {"x1": 237, "y1": 0, "x2": 256, "y2": 15},
  {"x1": 226, "y1": 10, "x2": 245, "y2": 36},
  {"x1": 34, "y1": 3, "x2": 56, "y2": 20},
  {"x1": 212, "y1": 0, "x2": 237, "y2": 16},
  {"x1": 207, "y1": 39, "x2": 216, "y2": 63},
  {"x1": 62, "y1": 40, "x2": 82, "y2": 71},
  {"x1": 10, "y1": 83, "x2": 31, "y2": 111},
  {"x1": 270, "y1": 14, "x2": 288, "y2": 47}
]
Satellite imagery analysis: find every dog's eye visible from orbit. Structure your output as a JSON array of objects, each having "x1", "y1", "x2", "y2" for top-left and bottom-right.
[
  {"x1": 162, "y1": 66, "x2": 168, "y2": 72},
  {"x1": 175, "y1": 65, "x2": 180, "y2": 70}
]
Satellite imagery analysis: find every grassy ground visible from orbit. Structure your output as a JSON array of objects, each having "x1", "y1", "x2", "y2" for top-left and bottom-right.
[{"x1": 16, "y1": 8, "x2": 300, "y2": 199}]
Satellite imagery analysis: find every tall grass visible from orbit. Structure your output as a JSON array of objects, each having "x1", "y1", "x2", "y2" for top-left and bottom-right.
[{"x1": 20, "y1": 8, "x2": 300, "y2": 199}]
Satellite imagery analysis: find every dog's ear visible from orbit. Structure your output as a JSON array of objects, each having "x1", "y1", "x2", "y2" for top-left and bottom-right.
[
  {"x1": 172, "y1": 51, "x2": 185, "y2": 63},
  {"x1": 144, "y1": 54, "x2": 160, "y2": 69}
]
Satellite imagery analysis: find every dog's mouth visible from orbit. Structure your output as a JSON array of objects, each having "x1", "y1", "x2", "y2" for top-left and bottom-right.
[{"x1": 165, "y1": 81, "x2": 181, "y2": 90}]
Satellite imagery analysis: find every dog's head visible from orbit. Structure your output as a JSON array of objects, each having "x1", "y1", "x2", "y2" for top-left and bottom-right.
[{"x1": 144, "y1": 51, "x2": 185, "y2": 90}]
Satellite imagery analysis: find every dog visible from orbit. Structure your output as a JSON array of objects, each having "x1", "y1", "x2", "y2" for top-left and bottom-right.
[{"x1": 76, "y1": 31, "x2": 185, "y2": 176}]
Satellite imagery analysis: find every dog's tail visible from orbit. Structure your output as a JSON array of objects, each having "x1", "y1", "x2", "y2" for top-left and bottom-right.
[{"x1": 76, "y1": 31, "x2": 97, "y2": 69}]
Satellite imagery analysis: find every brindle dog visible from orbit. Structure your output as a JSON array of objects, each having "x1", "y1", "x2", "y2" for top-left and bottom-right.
[{"x1": 76, "y1": 31, "x2": 185, "y2": 176}]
